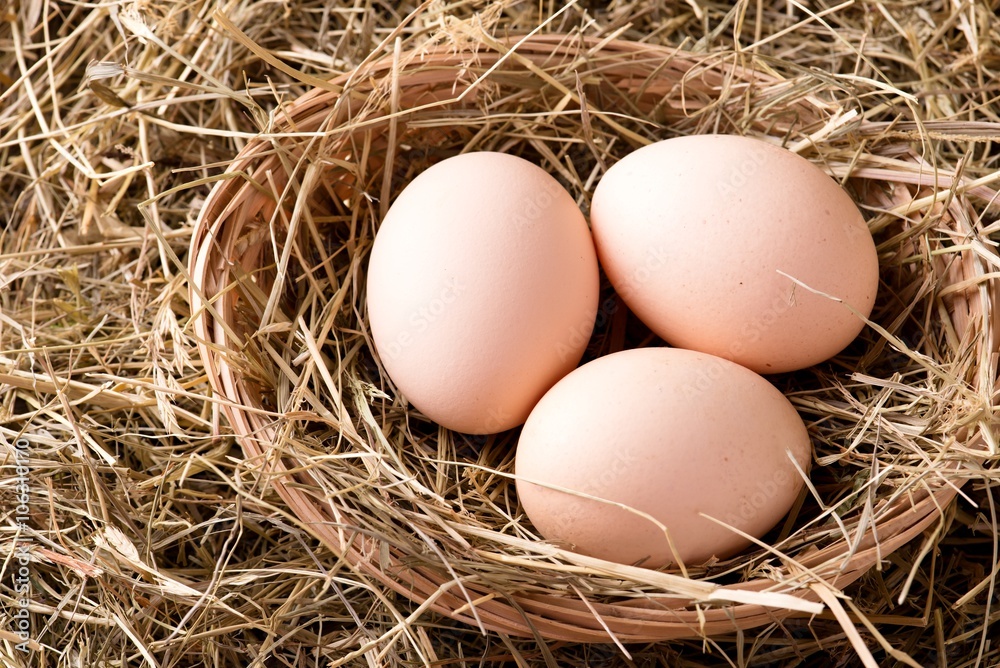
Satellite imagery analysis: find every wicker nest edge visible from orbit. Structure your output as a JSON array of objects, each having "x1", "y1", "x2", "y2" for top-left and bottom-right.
[{"x1": 188, "y1": 34, "x2": 998, "y2": 642}]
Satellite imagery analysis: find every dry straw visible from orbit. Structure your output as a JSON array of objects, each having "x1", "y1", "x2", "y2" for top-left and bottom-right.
[
  {"x1": 4, "y1": 0, "x2": 1000, "y2": 664},
  {"x1": 188, "y1": 28, "x2": 1000, "y2": 650}
]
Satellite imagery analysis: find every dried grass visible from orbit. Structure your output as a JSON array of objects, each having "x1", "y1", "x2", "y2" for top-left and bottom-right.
[{"x1": 3, "y1": 1, "x2": 1000, "y2": 666}]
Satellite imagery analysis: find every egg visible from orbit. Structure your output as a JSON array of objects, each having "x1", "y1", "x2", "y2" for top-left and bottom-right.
[
  {"x1": 515, "y1": 347, "x2": 811, "y2": 567},
  {"x1": 590, "y1": 135, "x2": 879, "y2": 373},
  {"x1": 366, "y1": 152, "x2": 599, "y2": 434}
]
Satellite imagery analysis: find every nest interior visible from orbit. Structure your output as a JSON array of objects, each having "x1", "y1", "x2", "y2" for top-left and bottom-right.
[{"x1": 190, "y1": 34, "x2": 1000, "y2": 645}]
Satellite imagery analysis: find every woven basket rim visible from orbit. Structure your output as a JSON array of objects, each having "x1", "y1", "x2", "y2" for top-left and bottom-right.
[{"x1": 188, "y1": 33, "x2": 996, "y2": 642}]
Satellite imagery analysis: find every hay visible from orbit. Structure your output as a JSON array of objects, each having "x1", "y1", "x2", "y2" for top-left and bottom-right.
[{"x1": 3, "y1": 1, "x2": 1000, "y2": 666}]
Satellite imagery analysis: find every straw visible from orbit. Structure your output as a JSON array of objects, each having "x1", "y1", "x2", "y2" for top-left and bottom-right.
[{"x1": 3, "y1": 1, "x2": 1000, "y2": 665}]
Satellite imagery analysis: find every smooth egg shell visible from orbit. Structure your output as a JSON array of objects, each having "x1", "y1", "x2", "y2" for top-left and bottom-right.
[
  {"x1": 515, "y1": 347, "x2": 811, "y2": 567},
  {"x1": 591, "y1": 134, "x2": 879, "y2": 373},
  {"x1": 366, "y1": 152, "x2": 599, "y2": 434}
]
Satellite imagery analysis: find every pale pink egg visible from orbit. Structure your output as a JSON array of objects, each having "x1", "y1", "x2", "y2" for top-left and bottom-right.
[
  {"x1": 515, "y1": 347, "x2": 811, "y2": 567},
  {"x1": 366, "y1": 152, "x2": 599, "y2": 434},
  {"x1": 591, "y1": 135, "x2": 879, "y2": 373}
]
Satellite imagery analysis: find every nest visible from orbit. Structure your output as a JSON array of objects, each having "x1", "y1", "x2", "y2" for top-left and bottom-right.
[{"x1": 188, "y1": 34, "x2": 999, "y2": 645}]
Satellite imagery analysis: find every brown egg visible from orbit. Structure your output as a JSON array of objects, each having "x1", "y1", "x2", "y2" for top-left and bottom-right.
[
  {"x1": 366, "y1": 152, "x2": 599, "y2": 434},
  {"x1": 590, "y1": 135, "x2": 879, "y2": 373},
  {"x1": 515, "y1": 347, "x2": 811, "y2": 568}
]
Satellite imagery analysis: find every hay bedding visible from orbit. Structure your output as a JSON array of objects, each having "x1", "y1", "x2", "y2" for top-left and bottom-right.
[{"x1": 3, "y1": 1, "x2": 1000, "y2": 666}]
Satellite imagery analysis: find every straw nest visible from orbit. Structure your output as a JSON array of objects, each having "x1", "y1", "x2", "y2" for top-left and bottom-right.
[
  {"x1": 5, "y1": 1, "x2": 1000, "y2": 665},
  {"x1": 189, "y1": 29, "x2": 1000, "y2": 650}
]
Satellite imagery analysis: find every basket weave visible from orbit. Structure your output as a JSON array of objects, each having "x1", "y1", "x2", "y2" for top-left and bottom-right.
[{"x1": 189, "y1": 35, "x2": 998, "y2": 642}]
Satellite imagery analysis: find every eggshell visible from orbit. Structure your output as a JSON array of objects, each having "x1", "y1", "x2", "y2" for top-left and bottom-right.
[
  {"x1": 366, "y1": 152, "x2": 599, "y2": 434},
  {"x1": 515, "y1": 347, "x2": 811, "y2": 567},
  {"x1": 590, "y1": 134, "x2": 879, "y2": 373}
]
